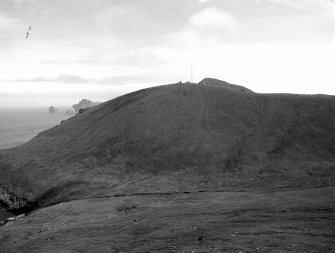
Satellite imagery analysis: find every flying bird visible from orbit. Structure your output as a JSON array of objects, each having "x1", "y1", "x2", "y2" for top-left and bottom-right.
[{"x1": 26, "y1": 26, "x2": 31, "y2": 39}]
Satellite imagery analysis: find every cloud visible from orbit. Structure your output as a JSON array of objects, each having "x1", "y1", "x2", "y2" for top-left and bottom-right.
[
  {"x1": 12, "y1": 0, "x2": 36, "y2": 8},
  {"x1": 0, "y1": 39, "x2": 96, "y2": 79},
  {"x1": 268, "y1": 0, "x2": 335, "y2": 12},
  {"x1": 0, "y1": 0, "x2": 334, "y2": 108},
  {"x1": 189, "y1": 7, "x2": 239, "y2": 35},
  {"x1": 57, "y1": 74, "x2": 93, "y2": 84},
  {"x1": 97, "y1": 74, "x2": 168, "y2": 85},
  {"x1": 95, "y1": 3, "x2": 152, "y2": 38},
  {"x1": 0, "y1": 14, "x2": 21, "y2": 34},
  {"x1": 0, "y1": 81, "x2": 125, "y2": 108},
  {"x1": 5, "y1": 75, "x2": 93, "y2": 84},
  {"x1": 13, "y1": 0, "x2": 36, "y2": 4},
  {"x1": 3, "y1": 73, "x2": 157, "y2": 86},
  {"x1": 187, "y1": 0, "x2": 211, "y2": 3}
]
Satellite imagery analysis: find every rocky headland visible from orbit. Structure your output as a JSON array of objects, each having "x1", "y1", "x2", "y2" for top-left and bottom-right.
[{"x1": 72, "y1": 99, "x2": 101, "y2": 114}]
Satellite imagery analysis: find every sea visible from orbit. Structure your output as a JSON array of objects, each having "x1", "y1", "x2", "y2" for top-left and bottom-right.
[
  {"x1": 0, "y1": 107, "x2": 72, "y2": 221},
  {"x1": 0, "y1": 107, "x2": 72, "y2": 150}
]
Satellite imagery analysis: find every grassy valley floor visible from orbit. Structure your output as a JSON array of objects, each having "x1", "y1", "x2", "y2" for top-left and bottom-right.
[{"x1": 1, "y1": 186, "x2": 334, "y2": 253}]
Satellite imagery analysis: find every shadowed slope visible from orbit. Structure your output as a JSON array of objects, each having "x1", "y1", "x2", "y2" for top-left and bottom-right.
[{"x1": 0, "y1": 79, "x2": 335, "y2": 209}]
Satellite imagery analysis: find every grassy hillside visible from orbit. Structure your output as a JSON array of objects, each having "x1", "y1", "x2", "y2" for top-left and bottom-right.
[
  {"x1": 0, "y1": 78, "x2": 334, "y2": 209},
  {"x1": 1, "y1": 78, "x2": 334, "y2": 252}
]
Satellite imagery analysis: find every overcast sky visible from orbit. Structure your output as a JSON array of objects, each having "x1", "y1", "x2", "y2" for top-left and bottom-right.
[{"x1": 0, "y1": 0, "x2": 334, "y2": 107}]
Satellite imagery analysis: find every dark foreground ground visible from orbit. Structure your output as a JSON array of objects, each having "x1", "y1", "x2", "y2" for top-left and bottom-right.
[{"x1": 1, "y1": 186, "x2": 334, "y2": 253}]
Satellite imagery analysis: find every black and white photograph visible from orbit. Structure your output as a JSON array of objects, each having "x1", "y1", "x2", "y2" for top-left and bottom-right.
[{"x1": 0, "y1": 0, "x2": 334, "y2": 252}]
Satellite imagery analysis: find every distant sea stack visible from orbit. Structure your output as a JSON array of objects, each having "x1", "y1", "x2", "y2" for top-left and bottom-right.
[
  {"x1": 72, "y1": 99, "x2": 101, "y2": 113},
  {"x1": 48, "y1": 106, "x2": 57, "y2": 113}
]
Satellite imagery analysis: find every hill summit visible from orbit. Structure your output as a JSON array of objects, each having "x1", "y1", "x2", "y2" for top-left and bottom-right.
[{"x1": 0, "y1": 78, "x2": 335, "y2": 209}]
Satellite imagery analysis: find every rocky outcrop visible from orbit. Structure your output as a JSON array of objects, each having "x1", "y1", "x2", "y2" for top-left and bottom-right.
[
  {"x1": 6, "y1": 214, "x2": 25, "y2": 223},
  {"x1": 78, "y1": 108, "x2": 90, "y2": 114},
  {"x1": 72, "y1": 99, "x2": 101, "y2": 113},
  {"x1": 66, "y1": 109, "x2": 75, "y2": 115},
  {"x1": 0, "y1": 187, "x2": 34, "y2": 211},
  {"x1": 0, "y1": 214, "x2": 26, "y2": 227}
]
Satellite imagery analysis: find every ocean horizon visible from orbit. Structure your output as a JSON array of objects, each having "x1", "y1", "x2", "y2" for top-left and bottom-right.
[{"x1": 0, "y1": 107, "x2": 72, "y2": 150}]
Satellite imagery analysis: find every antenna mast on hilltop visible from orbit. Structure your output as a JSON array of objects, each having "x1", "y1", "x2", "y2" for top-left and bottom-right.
[{"x1": 190, "y1": 66, "x2": 193, "y2": 83}]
